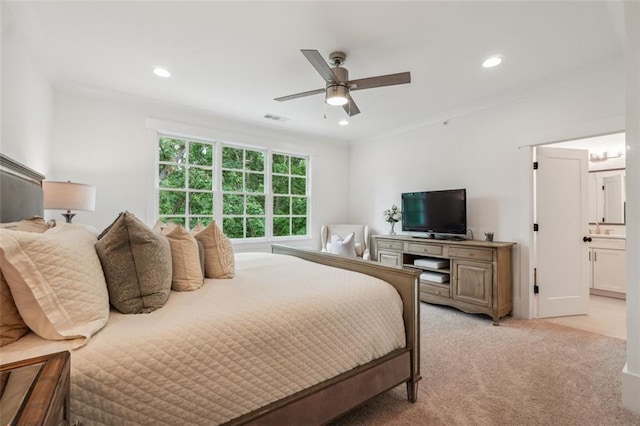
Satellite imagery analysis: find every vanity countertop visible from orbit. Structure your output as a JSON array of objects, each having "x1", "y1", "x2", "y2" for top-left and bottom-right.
[{"x1": 589, "y1": 234, "x2": 626, "y2": 239}]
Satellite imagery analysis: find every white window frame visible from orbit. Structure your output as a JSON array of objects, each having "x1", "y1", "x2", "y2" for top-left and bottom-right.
[{"x1": 156, "y1": 133, "x2": 311, "y2": 241}]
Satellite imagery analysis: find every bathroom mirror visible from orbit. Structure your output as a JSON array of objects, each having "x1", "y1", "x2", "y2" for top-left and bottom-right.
[{"x1": 588, "y1": 169, "x2": 625, "y2": 224}]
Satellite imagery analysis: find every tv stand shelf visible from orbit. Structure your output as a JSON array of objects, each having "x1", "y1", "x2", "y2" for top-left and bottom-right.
[{"x1": 373, "y1": 235, "x2": 516, "y2": 325}]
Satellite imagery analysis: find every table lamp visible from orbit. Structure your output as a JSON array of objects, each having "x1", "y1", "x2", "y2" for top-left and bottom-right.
[{"x1": 43, "y1": 181, "x2": 96, "y2": 223}]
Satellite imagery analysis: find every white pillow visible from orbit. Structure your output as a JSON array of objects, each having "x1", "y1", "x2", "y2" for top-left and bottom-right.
[
  {"x1": 327, "y1": 232, "x2": 357, "y2": 258},
  {"x1": 0, "y1": 224, "x2": 109, "y2": 347}
]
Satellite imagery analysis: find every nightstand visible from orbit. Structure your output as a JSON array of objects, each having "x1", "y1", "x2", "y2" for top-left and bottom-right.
[{"x1": 0, "y1": 351, "x2": 71, "y2": 425}]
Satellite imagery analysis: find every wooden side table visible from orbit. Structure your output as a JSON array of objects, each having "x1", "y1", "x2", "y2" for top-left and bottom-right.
[{"x1": 0, "y1": 351, "x2": 70, "y2": 425}]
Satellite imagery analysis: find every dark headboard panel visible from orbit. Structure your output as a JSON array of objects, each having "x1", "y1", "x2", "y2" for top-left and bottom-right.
[{"x1": 0, "y1": 154, "x2": 45, "y2": 222}]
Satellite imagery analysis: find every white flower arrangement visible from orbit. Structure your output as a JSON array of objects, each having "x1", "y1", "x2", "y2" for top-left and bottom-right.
[{"x1": 383, "y1": 205, "x2": 402, "y2": 223}]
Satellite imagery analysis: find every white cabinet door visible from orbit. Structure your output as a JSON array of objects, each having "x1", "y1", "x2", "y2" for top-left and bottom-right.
[{"x1": 592, "y1": 248, "x2": 626, "y2": 293}]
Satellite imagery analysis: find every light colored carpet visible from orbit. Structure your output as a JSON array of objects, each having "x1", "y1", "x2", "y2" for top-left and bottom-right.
[{"x1": 332, "y1": 303, "x2": 640, "y2": 426}]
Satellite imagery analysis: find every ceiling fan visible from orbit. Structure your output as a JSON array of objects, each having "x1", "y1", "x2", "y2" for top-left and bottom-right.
[{"x1": 274, "y1": 50, "x2": 411, "y2": 117}]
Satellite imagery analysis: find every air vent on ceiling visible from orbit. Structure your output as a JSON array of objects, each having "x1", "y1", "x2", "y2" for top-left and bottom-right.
[{"x1": 264, "y1": 113, "x2": 290, "y2": 122}]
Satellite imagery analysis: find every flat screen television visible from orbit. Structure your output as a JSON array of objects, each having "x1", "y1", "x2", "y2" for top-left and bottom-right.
[{"x1": 401, "y1": 189, "x2": 467, "y2": 237}]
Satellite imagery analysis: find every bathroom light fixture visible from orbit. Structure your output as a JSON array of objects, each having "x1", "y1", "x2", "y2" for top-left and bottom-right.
[
  {"x1": 589, "y1": 151, "x2": 624, "y2": 162},
  {"x1": 482, "y1": 56, "x2": 502, "y2": 68},
  {"x1": 153, "y1": 67, "x2": 171, "y2": 78}
]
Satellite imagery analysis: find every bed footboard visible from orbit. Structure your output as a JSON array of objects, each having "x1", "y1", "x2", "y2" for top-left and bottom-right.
[{"x1": 270, "y1": 245, "x2": 421, "y2": 407}]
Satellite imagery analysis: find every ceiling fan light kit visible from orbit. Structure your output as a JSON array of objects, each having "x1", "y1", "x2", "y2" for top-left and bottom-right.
[{"x1": 275, "y1": 49, "x2": 411, "y2": 117}]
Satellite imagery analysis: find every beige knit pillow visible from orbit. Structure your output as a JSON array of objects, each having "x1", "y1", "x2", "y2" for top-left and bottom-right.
[
  {"x1": 193, "y1": 221, "x2": 235, "y2": 279},
  {"x1": 0, "y1": 225, "x2": 109, "y2": 345},
  {"x1": 0, "y1": 217, "x2": 53, "y2": 347},
  {"x1": 162, "y1": 222, "x2": 204, "y2": 291}
]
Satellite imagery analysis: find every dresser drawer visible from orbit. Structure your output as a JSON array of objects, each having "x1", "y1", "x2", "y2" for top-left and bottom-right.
[
  {"x1": 449, "y1": 246, "x2": 493, "y2": 262},
  {"x1": 420, "y1": 283, "x2": 450, "y2": 298},
  {"x1": 589, "y1": 237, "x2": 625, "y2": 250},
  {"x1": 406, "y1": 242, "x2": 443, "y2": 256},
  {"x1": 376, "y1": 239, "x2": 403, "y2": 251}
]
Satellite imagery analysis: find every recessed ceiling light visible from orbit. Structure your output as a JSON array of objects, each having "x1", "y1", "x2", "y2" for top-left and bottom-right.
[
  {"x1": 482, "y1": 56, "x2": 502, "y2": 68},
  {"x1": 338, "y1": 120, "x2": 349, "y2": 126},
  {"x1": 153, "y1": 67, "x2": 171, "y2": 78}
]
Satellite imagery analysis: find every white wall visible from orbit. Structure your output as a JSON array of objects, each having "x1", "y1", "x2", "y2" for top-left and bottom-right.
[
  {"x1": 623, "y1": 0, "x2": 640, "y2": 415},
  {"x1": 0, "y1": 3, "x2": 52, "y2": 175},
  {"x1": 348, "y1": 61, "x2": 625, "y2": 320},
  {"x1": 49, "y1": 87, "x2": 350, "y2": 252}
]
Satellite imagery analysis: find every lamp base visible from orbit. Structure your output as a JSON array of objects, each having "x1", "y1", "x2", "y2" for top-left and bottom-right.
[{"x1": 61, "y1": 211, "x2": 76, "y2": 223}]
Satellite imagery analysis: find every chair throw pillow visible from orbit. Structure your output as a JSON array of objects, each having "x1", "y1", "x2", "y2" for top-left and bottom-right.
[
  {"x1": 328, "y1": 232, "x2": 357, "y2": 258},
  {"x1": 96, "y1": 212, "x2": 172, "y2": 314},
  {"x1": 162, "y1": 222, "x2": 204, "y2": 291},
  {"x1": 193, "y1": 221, "x2": 235, "y2": 279},
  {"x1": 0, "y1": 225, "x2": 109, "y2": 346}
]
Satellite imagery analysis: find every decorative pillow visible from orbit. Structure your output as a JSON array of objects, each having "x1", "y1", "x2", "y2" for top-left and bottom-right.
[
  {"x1": 328, "y1": 232, "x2": 357, "y2": 258},
  {"x1": 96, "y1": 212, "x2": 172, "y2": 314},
  {"x1": 193, "y1": 221, "x2": 235, "y2": 279},
  {"x1": 0, "y1": 225, "x2": 109, "y2": 345},
  {"x1": 162, "y1": 222, "x2": 204, "y2": 291},
  {"x1": 0, "y1": 271, "x2": 29, "y2": 346},
  {"x1": 0, "y1": 217, "x2": 53, "y2": 347},
  {"x1": 0, "y1": 216, "x2": 50, "y2": 233}
]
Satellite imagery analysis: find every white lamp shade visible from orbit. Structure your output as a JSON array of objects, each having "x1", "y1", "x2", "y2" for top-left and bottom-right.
[{"x1": 43, "y1": 181, "x2": 96, "y2": 212}]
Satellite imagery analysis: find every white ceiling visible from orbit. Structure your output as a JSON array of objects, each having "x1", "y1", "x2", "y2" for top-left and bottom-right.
[{"x1": 7, "y1": 1, "x2": 625, "y2": 142}]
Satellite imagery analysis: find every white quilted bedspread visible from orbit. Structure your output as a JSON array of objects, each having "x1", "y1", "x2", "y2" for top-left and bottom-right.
[{"x1": 3, "y1": 252, "x2": 406, "y2": 425}]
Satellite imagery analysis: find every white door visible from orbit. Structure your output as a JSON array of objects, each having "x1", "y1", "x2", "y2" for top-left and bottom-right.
[{"x1": 535, "y1": 147, "x2": 590, "y2": 318}]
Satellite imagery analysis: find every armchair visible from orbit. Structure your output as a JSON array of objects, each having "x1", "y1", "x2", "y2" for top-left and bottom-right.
[{"x1": 320, "y1": 224, "x2": 371, "y2": 260}]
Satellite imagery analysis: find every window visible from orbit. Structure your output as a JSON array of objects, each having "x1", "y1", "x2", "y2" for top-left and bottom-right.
[
  {"x1": 157, "y1": 135, "x2": 309, "y2": 240},
  {"x1": 272, "y1": 153, "x2": 308, "y2": 237},
  {"x1": 158, "y1": 137, "x2": 214, "y2": 228},
  {"x1": 221, "y1": 146, "x2": 266, "y2": 238}
]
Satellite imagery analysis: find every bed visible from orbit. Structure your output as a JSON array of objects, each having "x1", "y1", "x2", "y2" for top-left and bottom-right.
[{"x1": 0, "y1": 153, "x2": 421, "y2": 425}]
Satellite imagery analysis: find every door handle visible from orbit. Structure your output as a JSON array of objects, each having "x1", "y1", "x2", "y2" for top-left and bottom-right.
[{"x1": 583, "y1": 236, "x2": 592, "y2": 242}]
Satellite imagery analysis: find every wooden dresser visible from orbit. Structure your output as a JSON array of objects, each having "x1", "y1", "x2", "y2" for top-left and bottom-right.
[{"x1": 372, "y1": 235, "x2": 516, "y2": 325}]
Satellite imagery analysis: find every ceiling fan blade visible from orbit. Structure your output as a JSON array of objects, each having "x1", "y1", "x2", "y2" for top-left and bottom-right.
[
  {"x1": 274, "y1": 88, "x2": 325, "y2": 102},
  {"x1": 342, "y1": 97, "x2": 361, "y2": 117},
  {"x1": 301, "y1": 49, "x2": 338, "y2": 83},
  {"x1": 348, "y1": 72, "x2": 411, "y2": 91}
]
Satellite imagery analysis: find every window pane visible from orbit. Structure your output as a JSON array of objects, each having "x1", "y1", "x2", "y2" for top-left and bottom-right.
[
  {"x1": 291, "y1": 197, "x2": 307, "y2": 215},
  {"x1": 189, "y1": 192, "x2": 213, "y2": 215},
  {"x1": 159, "y1": 165, "x2": 185, "y2": 188},
  {"x1": 222, "y1": 170, "x2": 243, "y2": 192},
  {"x1": 273, "y1": 217, "x2": 290, "y2": 236},
  {"x1": 246, "y1": 195, "x2": 265, "y2": 215},
  {"x1": 223, "y1": 217, "x2": 244, "y2": 238},
  {"x1": 246, "y1": 217, "x2": 265, "y2": 238},
  {"x1": 272, "y1": 175, "x2": 289, "y2": 194},
  {"x1": 272, "y1": 154, "x2": 289, "y2": 174},
  {"x1": 159, "y1": 137, "x2": 186, "y2": 163},
  {"x1": 165, "y1": 216, "x2": 186, "y2": 227},
  {"x1": 222, "y1": 146, "x2": 243, "y2": 169},
  {"x1": 291, "y1": 177, "x2": 306, "y2": 195},
  {"x1": 245, "y1": 150, "x2": 264, "y2": 172},
  {"x1": 292, "y1": 217, "x2": 307, "y2": 236},
  {"x1": 190, "y1": 216, "x2": 213, "y2": 229},
  {"x1": 246, "y1": 172, "x2": 264, "y2": 193},
  {"x1": 273, "y1": 196, "x2": 290, "y2": 215},
  {"x1": 291, "y1": 157, "x2": 306, "y2": 176},
  {"x1": 159, "y1": 191, "x2": 186, "y2": 215},
  {"x1": 223, "y1": 194, "x2": 243, "y2": 215},
  {"x1": 189, "y1": 142, "x2": 213, "y2": 166},
  {"x1": 188, "y1": 167, "x2": 212, "y2": 190}
]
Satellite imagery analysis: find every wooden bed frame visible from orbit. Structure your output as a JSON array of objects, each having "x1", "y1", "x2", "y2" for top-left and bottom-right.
[{"x1": 0, "y1": 153, "x2": 422, "y2": 425}]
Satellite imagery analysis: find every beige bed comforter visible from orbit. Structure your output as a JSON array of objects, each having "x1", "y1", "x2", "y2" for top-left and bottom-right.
[{"x1": 1, "y1": 252, "x2": 405, "y2": 425}]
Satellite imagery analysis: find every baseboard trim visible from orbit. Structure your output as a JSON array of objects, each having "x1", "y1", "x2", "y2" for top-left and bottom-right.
[{"x1": 622, "y1": 363, "x2": 640, "y2": 414}]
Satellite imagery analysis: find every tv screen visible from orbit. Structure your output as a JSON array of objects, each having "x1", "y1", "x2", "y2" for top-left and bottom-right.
[{"x1": 401, "y1": 189, "x2": 467, "y2": 236}]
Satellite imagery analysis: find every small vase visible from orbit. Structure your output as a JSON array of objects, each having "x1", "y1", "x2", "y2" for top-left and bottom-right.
[{"x1": 389, "y1": 222, "x2": 396, "y2": 235}]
